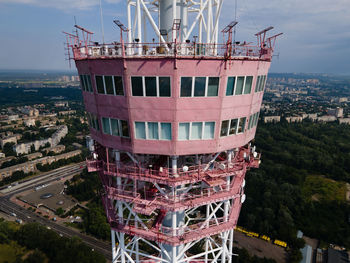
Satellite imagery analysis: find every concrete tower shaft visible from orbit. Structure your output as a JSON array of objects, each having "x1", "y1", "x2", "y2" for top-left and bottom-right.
[{"x1": 159, "y1": 0, "x2": 188, "y2": 41}]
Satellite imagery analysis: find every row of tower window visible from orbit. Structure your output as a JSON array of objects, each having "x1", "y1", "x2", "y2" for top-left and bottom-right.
[
  {"x1": 220, "y1": 112, "x2": 260, "y2": 137},
  {"x1": 79, "y1": 75, "x2": 267, "y2": 97},
  {"x1": 87, "y1": 113, "x2": 260, "y2": 141}
]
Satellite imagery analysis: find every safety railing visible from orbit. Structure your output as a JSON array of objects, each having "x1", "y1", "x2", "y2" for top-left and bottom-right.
[
  {"x1": 111, "y1": 215, "x2": 233, "y2": 238},
  {"x1": 86, "y1": 148, "x2": 260, "y2": 184},
  {"x1": 72, "y1": 42, "x2": 267, "y2": 60}
]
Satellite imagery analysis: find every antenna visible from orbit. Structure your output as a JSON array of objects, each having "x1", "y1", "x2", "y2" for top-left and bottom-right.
[
  {"x1": 234, "y1": 0, "x2": 238, "y2": 42},
  {"x1": 222, "y1": 21, "x2": 238, "y2": 46},
  {"x1": 99, "y1": 0, "x2": 105, "y2": 44},
  {"x1": 113, "y1": 20, "x2": 129, "y2": 55},
  {"x1": 255, "y1": 26, "x2": 274, "y2": 47}
]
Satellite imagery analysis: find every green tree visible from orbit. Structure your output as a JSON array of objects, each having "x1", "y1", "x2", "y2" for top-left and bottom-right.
[{"x1": 2, "y1": 142, "x2": 15, "y2": 156}]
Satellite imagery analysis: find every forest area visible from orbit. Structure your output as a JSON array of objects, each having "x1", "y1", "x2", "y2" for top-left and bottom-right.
[{"x1": 239, "y1": 121, "x2": 350, "y2": 250}]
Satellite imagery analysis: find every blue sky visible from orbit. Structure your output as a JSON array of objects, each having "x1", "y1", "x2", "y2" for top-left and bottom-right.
[{"x1": 0, "y1": 0, "x2": 349, "y2": 74}]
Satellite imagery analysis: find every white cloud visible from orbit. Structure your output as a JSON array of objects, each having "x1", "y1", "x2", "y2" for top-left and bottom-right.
[{"x1": 0, "y1": 0, "x2": 120, "y2": 10}]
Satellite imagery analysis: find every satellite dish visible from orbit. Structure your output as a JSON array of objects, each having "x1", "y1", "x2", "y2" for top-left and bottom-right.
[
  {"x1": 241, "y1": 194, "x2": 246, "y2": 204},
  {"x1": 183, "y1": 166, "x2": 189, "y2": 172},
  {"x1": 242, "y1": 179, "x2": 246, "y2": 188}
]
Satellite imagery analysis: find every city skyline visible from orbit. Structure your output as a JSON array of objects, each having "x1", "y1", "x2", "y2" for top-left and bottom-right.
[{"x1": 0, "y1": 0, "x2": 349, "y2": 74}]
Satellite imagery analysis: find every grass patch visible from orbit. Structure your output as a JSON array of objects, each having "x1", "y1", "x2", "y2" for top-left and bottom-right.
[
  {"x1": 0, "y1": 241, "x2": 26, "y2": 263},
  {"x1": 302, "y1": 175, "x2": 347, "y2": 202}
]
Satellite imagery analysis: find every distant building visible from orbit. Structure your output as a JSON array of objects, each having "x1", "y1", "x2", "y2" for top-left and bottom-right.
[
  {"x1": 286, "y1": 116, "x2": 303, "y2": 123},
  {"x1": 339, "y1": 118, "x2": 350, "y2": 125},
  {"x1": 54, "y1": 101, "x2": 69, "y2": 107},
  {"x1": 264, "y1": 116, "x2": 281, "y2": 123},
  {"x1": 13, "y1": 125, "x2": 68, "y2": 155},
  {"x1": 327, "y1": 107, "x2": 343, "y2": 118},
  {"x1": 337, "y1": 97, "x2": 348, "y2": 103},
  {"x1": 23, "y1": 118, "x2": 36, "y2": 127},
  {"x1": 58, "y1": 110, "x2": 76, "y2": 116},
  {"x1": 0, "y1": 149, "x2": 81, "y2": 179},
  {"x1": 42, "y1": 145, "x2": 65, "y2": 154},
  {"x1": 18, "y1": 106, "x2": 38, "y2": 117},
  {"x1": 25, "y1": 152, "x2": 43, "y2": 161},
  {"x1": 8, "y1": 115, "x2": 19, "y2": 121},
  {"x1": 302, "y1": 113, "x2": 318, "y2": 122},
  {"x1": 318, "y1": 115, "x2": 337, "y2": 122},
  {"x1": 0, "y1": 153, "x2": 5, "y2": 158}
]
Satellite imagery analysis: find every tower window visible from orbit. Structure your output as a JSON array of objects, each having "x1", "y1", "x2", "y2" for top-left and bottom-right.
[
  {"x1": 145, "y1": 77, "x2": 157, "y2": 96},
  {"x1": 179, "y1": 122, "x2": 216, "y2": 140},
  {"x1": 87, "y1": 112, "x2": 100, "y2": 131},
  {"x1": 134, "y1": 122, "x2": 172, "y2": 140},
  {"x1": 131, "y1": 77, "x2": 143, "y2": 96},
  {"x1": 203, "y1": 122, "x2": 215, "y2": 139},
  {"x1": 244, "y1": 76, "x2": 253, "y2": 94},
  {"x1": 79, "y1": 75, "x2": 93, "y2": 92},
  {"x1": 96, "y1": 75, "x2": 105, "y2": 94},
  {"x1": 180, "y1": 77, "x2": 220, "y2": 97},
  {"x1": 131, "y1": 76, "x2": 171, "y2": 97},
  {"x1": 135, "y1": 122, "x2": 146, "y2": 139},
  {"x1": 235, "y1": 76, "x2": 245, "y2": 95},
  {"x1": 226, "y1": 76, "x2": 254, "y2": 96},
  {"x1": 178, "y1": 123, "x2": 190, "y2": 140},
  {"x1": 220, "y1": 117, "x2": 247, "y2": 137},
  {"x1": 194, "y1": 77, "x2": 206, "y2": 97},
  {"x1": 180, "y1": 77, "x2": 192, "y2": 97},
  {"x1": 226, "y1": 77, "x2": 235, "y2": 96},
  {"x1": 255, "y1": 75, "x2": 267, "y2": 92},
  {"x1": 95, "y1": 75, "x2": 124, "y2": 96},
  {"x1": 207, "y1": 77, "x2": 219, "y2": 96},
  {"x1": 100, "y1": 117, "x2": 129, "y2": 138}
]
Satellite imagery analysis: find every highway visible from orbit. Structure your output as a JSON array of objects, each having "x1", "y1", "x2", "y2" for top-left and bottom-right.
[{"x1": 0, "y1": 163, "x2": 112, "y2": 260}]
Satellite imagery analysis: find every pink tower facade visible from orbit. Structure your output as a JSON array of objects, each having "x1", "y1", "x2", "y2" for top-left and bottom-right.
[{"x1": 66, "y1": 1, "x2": 281, "y2": 262}]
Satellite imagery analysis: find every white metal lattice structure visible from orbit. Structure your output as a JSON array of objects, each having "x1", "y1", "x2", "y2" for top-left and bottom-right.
[{"x1": 126, "y1": 0, "x2": 224, "y2": 45}]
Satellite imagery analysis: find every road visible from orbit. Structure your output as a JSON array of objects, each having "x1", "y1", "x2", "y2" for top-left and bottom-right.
[{"x1": 0, "y1": 163, "x2": 112, "y2": 260}]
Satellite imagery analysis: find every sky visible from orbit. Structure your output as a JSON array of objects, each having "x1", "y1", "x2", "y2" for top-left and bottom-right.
[{"x1": 0, "y1": 0, "x2": 349, "y2": 74}]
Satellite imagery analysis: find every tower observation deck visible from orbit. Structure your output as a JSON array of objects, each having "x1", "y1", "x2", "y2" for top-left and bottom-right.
[{"x1": 64, "y1": 1, "x2": 282, "y2": 262}]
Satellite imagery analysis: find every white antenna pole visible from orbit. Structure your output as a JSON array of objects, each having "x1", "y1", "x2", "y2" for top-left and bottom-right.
[
  {"x1": 99, "y1": 0, "x2": 105, "y2": 44},
  {"x1": 234, "y1": 0, "x2": 237, "y2": 43}
]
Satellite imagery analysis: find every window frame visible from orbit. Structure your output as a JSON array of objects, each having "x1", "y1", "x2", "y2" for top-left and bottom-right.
[
  {"x1": 134, "y1": 121, "x2": 172, "y2": 141},
  {"x1": 87, "y1": 112, "x2": 100, "y2": 131},
  {"x1": 80, "y1": 74, "x2": 93, "y2": 92},
  {"x1": 226, "y1": 76, "x2": 254, "y2": 96},
  {"x1": 178, "y1": 121, "x2": 216, "y2": 140},
  {"x1": 131, "y1": 76, "x2": 171, "y2": 97},
  {"x1": 220, "y1": 117, "x2": 247, "y2": 137},
  {"x1": 99, "y1": 117, "x2": 130, "y2": 138},
  {"x1": 95, "y1": 75, "x2": 125, "y2": 96},
  {"x1": 180, "y1": 77, "x2": 220, "y2": 97},
  {"x1": 255, "y1": 75, "x2": 267, "y2": 92}
]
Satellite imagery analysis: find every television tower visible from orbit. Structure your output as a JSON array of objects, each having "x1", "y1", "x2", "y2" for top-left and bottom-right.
[{"x1": 64, "y1": 1, "x2": 281, "y2": 262}]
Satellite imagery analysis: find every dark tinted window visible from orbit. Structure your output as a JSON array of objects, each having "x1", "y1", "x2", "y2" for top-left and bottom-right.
[{"x1": 131, "y1": 77, "x2": 143, "y2": 96}]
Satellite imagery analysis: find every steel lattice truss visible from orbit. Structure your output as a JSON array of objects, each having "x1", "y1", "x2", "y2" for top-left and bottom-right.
[
  {"x1": 126, "y1": 0, "x2": 224, "y2": 44},
  {"x1": 87, "y1": 146, "x2": 260, "y2": 263}
]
